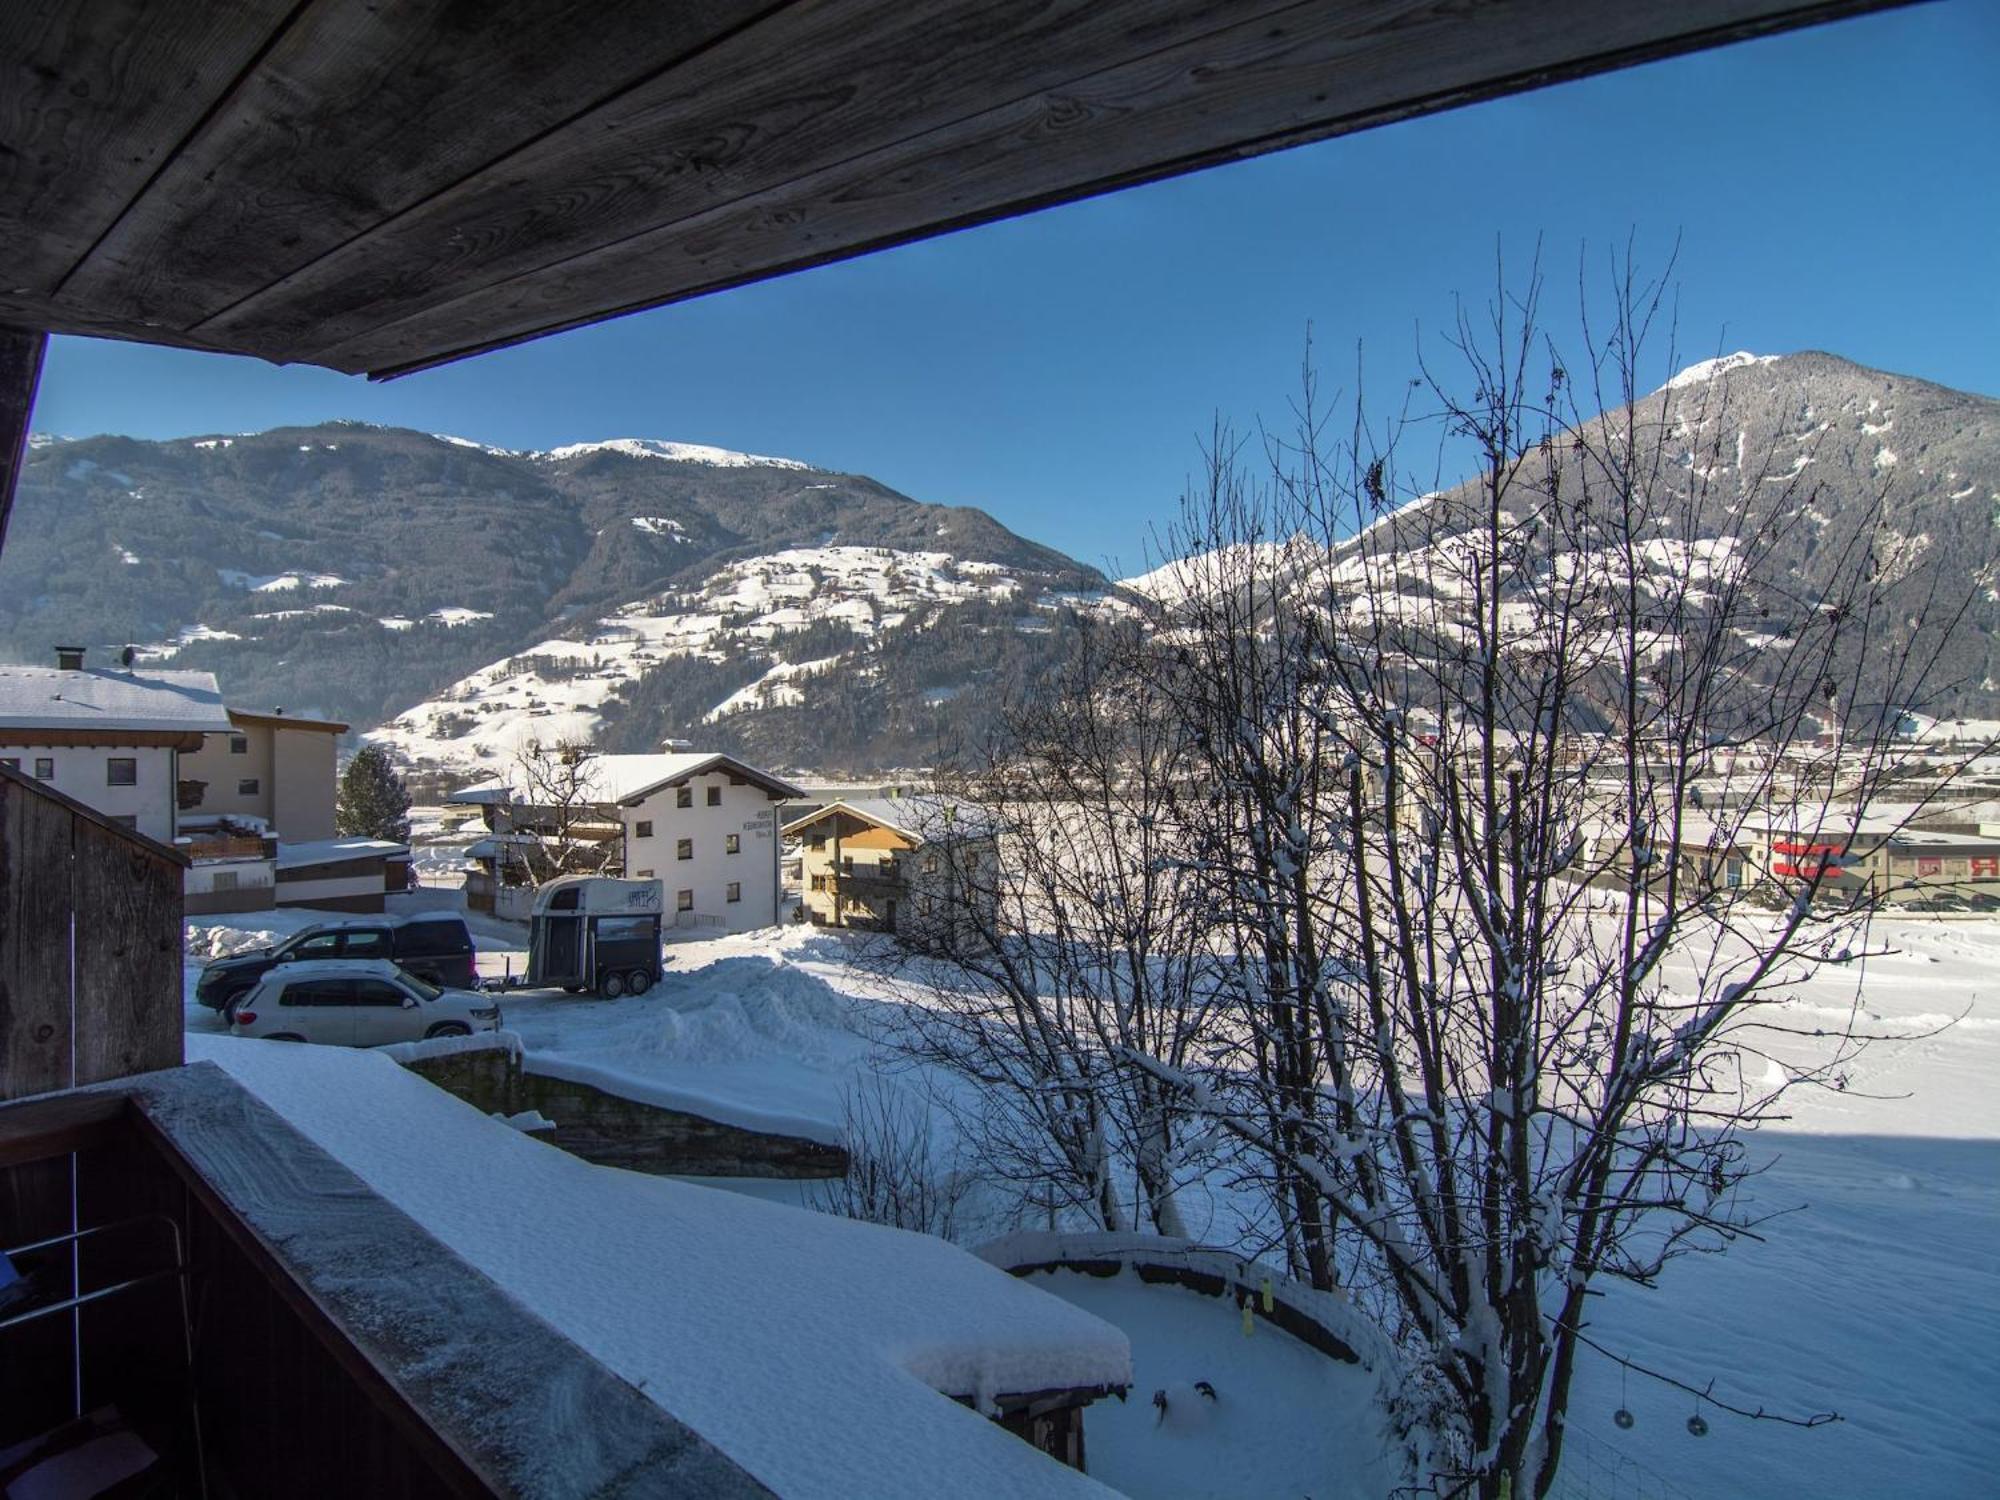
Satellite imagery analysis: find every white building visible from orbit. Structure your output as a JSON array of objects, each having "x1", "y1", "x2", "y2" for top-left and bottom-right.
[
  {"x1": 449, "y1": 749, "x2": 803, "y2": 933},
  {"x1": 604, "y1": 753, "x2": 803, "y2": 933},
  {"x1": 0, "y1": 647, "x2": 232, "y2": 843}
]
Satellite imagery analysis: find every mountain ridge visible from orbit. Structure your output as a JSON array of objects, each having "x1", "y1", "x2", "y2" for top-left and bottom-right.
[{"x1": 7, "y1": 350, "x2": 1997, "y2": 775}]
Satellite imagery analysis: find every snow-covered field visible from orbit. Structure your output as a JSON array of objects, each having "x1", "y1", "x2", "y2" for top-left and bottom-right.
[{"x1": 182, "y1": 898, "x2": 1999, "y2": 1498}]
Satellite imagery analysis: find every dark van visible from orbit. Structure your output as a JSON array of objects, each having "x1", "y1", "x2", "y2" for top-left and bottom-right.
[{"x1": 195, "y1": 912, "x2": 476, "y2": 1011}]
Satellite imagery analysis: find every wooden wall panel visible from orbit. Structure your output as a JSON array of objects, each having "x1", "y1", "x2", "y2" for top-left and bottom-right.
[
  {"x1": 0, "y1": 768, "x2": 75, "y2": 1099},
  {"x1": 71, "y1": 819, "x2": 183, "y2": 1086}
]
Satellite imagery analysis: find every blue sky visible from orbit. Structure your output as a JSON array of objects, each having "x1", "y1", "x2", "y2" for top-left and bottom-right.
[{"x1": 29, "y1": 1, "x2": 1998, "y2": 578}]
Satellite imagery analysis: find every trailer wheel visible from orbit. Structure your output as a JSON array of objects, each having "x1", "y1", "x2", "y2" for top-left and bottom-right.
[
  {"x1": 625, "y1": 969, "x2": 653, "y2": 996},
  {"x1": 599, "y1": 972, "x2": 626, "y2": 1000}
]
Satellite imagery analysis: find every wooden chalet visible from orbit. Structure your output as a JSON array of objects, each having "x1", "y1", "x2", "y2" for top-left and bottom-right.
[{"x1": 0, "y1": 3, "x2": 1901, "y2": 1493}]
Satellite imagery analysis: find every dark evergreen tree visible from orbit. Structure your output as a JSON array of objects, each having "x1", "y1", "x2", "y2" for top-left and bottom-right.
[{"x1": 335, "y1": 745, "x2": 413, "y2": 841}]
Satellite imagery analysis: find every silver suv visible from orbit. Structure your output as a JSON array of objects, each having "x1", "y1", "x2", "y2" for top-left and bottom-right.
[{"x1": 228, "y1": 960, "x2": 500, "y2": 1047}]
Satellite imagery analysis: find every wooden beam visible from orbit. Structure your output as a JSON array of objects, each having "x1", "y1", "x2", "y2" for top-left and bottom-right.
[
  {"x1": 0, "y1": 0, "x2": 1908, "y2": 375},
  {"x1": 0, "y1": 1085, "x2": 127, "y2": 1169},
  {"x1": 0, "y1": 0, "x2": 301, "y2": 296},
  {"x1": 258, "y1": 0, "x2": 1903, "y2": 377},
  {"x1": 54, "y1": 0, "x2": 780, "y2": 333},
  {"x1": 195, "y1": 0, "x2": 1273, "y2": 363},
  {"x1": 0, "y1": 327, "x2": 45, "y2": 557}
]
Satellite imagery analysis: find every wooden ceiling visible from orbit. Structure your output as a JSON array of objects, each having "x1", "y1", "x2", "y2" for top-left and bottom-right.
[{"x1": 1, "y1": 0, "x2": 1899, "y2": 380}]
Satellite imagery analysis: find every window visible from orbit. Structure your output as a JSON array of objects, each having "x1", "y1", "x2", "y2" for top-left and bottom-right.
[
  {"x1": 106, "y1": 757, "x2": 137, "y2": 786},
  {"x1": 281, "y1": 978, "x2": 354, "y2": 1007},
  {"x1": 635, "y1": 819, "x2": 653, "y2": 839},
  {"x1": 289, "y1": 933, "x2": 343, "y2": 959},
  {"x1": 353, "y1": 979, "x2": 409, "y2": 1008},
  {"x1": 810, "y1": 834, "x2": 825, "y2": 849},
  {"x1": 238, "y1": 777, "x2": 260, "y2": 796},
  {"x1": 810, "y1": 874, "x2": 827, "y2": 892},
  {"x1": 676, "y1": 888, "x2": 693, "y2": 911},
  {"x1": 211, "y1": 868, "x2": 238, "y2": 890},
  {"x1": 924, "y1": 853, "x2": 940, "y2": 875},
  {"x1": 725, "y1": 834, "x2": 740, "y2": 855},
  {"x1": 675, "y1": 786, "x2": 692, "y2": 809},
  {"x1": 634, "y1": 868, "x2": 654, "y2": 878},
  {"x1": 729, "y1": 774, "x2": 746, "y2": 786},
  {"x1": 0, "y1": 758, "x2": 16, "y2": 771},
  {"x1": 112, "y1": 815, "x2": 140, "y2": 831},
  {"x1": 676, "y1": 838, "x2": 693, "y2": 861},
  {"x1": 707, "y1": 786, "x2": 721, "y2": 806},
  {"x1": 34, "y1": 757, "x2": 54, "y2": 780},
  {"x1": 726, "y1": 882, "x2": 741, "y2": 904},
  {"x1": 229, "y1": 735, "x2": 248, "y2": 755},
  {"x1": 549, "y1": 887, "x2": 580, "y2": 911},
  {"x1": 342, "y1": 931, "x2": 391, "y2": 958},
  {"x1": 597, "y1": 915, "x2": 656, "y2": 942}
]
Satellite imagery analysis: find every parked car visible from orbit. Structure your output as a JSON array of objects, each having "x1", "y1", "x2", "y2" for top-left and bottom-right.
[
  {"x1": 196, "y1": 913, "x2": 477, "y2": 1012},
  {"x1": 228, "y1": 960, "x2": 500, "y2": 1047}
]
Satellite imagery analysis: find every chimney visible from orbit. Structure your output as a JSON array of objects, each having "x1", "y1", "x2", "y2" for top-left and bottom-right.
[{"x1": 55, "y1": 645, "x2": 85, "y2": 671}]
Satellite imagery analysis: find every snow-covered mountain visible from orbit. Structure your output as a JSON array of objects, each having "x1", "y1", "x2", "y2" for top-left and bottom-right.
[
  {"x1": 1119, "y1": 352, "x2": 2000, "y2": 726},
  {"x1": 0, "y1": 422, "x2": 1113, "y2": 775},
  {"x1": 370, "y1": 543, "x2": 1124, "y2": 772}
]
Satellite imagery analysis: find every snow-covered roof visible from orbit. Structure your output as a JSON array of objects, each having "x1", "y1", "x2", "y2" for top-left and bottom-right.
[
  {"x1": 458, "y1": 752, "x2": 803, "y2": 806},
  {"x1": 189, "y1": 1036, "x2": 1127, "y2": 1499},
  {"x1": 444, "y1": 777, "x2": 514, "y2": 805},
  {"x1": 0, "y1": 664, "x2": 232, "y2": 734},
  {"x1": 785, "y1": 794, "x2": 996, "y2": 844},
  {"x1": 275, "y1": 836, "x2": 409, "y2": 868}
]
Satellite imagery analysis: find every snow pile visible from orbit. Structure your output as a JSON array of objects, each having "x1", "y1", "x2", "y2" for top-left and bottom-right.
[
  {"x1": 503, "y1": 951, "x2": 872, "y2": 1144},
  {"x1": 1013, "y1": 1260, "x2": 1397, "y2": 1500},
  {"x1": 188, "y1": 1034, "x2": 1128, "y2": 1499},
  {"x1": 535, "y1": 437, "x2": 815, "y2": 470}
]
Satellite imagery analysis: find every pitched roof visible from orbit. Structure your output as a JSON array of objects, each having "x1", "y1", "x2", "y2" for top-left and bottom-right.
[
  {"x1": 453, "y1": 752, "x2": 802, "y2": 806},
  {"x1": 0, "y1": 664, "x2": 232, "y2": 734},
  {"x1": 783, "y1": 794, "x2": 994, "y2": 844}
]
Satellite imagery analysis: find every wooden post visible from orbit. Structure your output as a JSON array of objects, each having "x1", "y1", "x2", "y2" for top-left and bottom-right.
[{"x1": 0, "y1": 328, "x2": 48, "y2": 559}]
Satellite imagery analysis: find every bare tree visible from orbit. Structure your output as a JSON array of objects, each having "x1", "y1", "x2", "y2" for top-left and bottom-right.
[
  {"x1": 510, "y1": 737, "x2": 619, "y2": 882},
  {"x1": 883, "y1": 620, "x2": 1229, "y2": 1237},
  {"x1": 1126, "y1": 252, "x2": 1973, "y2": 1496}
]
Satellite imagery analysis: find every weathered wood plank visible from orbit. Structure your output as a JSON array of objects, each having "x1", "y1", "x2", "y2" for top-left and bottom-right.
[
  {"x1": 0, "y1": 767, "x2": 75, "y2": 1100},
  {"x1": 0, "y1": 327, "x2": 45, "y2": 558},
  {"x1": 0, "y1": 1085, "x2": 126, "y2": 1168},
  {"x1": 71, "y1": 817, "x2": 182, "y2": 1087},
  {"x1": 57, "y1": 0, "x2": 777, "y2": 331},
  {"x1": 197, "y1": 0, "x2": 1284, "y2": 359},
  {"x1": 236, "y1": 0, "x2": 1889, "y2": 375},
  {"x1": 0, "y1": 0, "x2": 299, "y2": 294},
  {"x1": 0, "y1": 0, "x2": 1902, "y2": 372}
]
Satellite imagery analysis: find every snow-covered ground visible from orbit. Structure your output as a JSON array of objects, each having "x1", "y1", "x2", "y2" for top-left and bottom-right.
[{"x1": 181, "y1": 898, "x2": 1999, "y2": 1498}]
